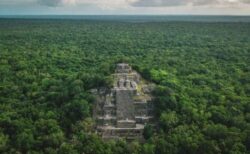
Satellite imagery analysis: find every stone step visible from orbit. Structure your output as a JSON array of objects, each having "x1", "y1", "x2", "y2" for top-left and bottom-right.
[
  {"x1": 97, "y1": 116, "x2": 117, "y2": 120},
  {"x1": 104, "y1": 104, "x2": 115, "y2": 108},
  {"x1": 135, "y1": 116, "x2": 153, "y2": 123}
]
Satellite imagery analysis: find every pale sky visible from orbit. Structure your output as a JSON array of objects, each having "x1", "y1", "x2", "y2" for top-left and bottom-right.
[{"x1": 0, "y1": 0, "x2": 250, "y2": 15}]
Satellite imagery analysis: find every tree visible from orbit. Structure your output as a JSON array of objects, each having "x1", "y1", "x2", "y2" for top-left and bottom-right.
[
  {"x1": 63, "y1": 99, "x2": 90, "y2": 124},
  {"x1": 160, "y1": 111, "x2": 179, "y2": 132},
  {"x1": 143, "y1": 124, "x2": 154, "y2": 140},
  {"x1": 0, "y1": 132, "x2": 8, "y2": 153},
  {"x1": 16, "y1": 129, "x2": 35, "y2": 153},
  {"x1": 142, "y1": 143, "x2": 155, "y2": 154},
  {"x1": 34, "y1": 119, "x2": 64, "y2": 150}
]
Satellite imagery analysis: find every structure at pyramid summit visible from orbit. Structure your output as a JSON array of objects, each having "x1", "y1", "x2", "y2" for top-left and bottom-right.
[{"x1": 92, "y1": 63, "x2": 154, "y2": 140}]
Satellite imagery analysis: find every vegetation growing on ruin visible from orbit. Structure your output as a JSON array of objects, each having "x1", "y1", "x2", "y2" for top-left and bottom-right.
[{"x1": 0, "y1": 18, "x2": 250, "y2": 153}]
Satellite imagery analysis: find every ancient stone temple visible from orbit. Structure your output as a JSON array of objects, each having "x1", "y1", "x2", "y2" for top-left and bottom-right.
[{"x1": 93, "y1": 63, "x2": 154, "y2": 140}]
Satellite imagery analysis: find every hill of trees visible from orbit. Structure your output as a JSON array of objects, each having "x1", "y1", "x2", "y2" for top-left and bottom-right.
[{"x1": 0, "y1": 18, "x2": 249, "y2": 153}]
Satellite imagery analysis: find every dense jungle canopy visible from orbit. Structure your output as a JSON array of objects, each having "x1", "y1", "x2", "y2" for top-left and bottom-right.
[{"x1": 0, "y1": 17, "x2": 250, "y2": 153}]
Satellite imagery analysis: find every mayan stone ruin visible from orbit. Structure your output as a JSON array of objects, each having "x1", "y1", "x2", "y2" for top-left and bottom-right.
[{"x1": 93, "y1": 63, "x2": 154, "y2": 140}]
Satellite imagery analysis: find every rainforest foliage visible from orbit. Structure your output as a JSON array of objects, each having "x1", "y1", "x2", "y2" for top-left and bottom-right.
[{"x1": 0, "y1": 18, "x2": 250, "y2": 154}]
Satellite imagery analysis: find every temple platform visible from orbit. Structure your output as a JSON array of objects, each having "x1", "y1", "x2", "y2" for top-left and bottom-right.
[{"x1": 93, "y1": 63, "x2": 154, "y2": 140}]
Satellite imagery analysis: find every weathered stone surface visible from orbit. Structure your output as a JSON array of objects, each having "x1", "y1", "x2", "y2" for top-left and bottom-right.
[
  {"x1": 116, "y1": 90, "x2": 135, "y2": 121},
  {"x1": 116, "y1": 63, "x2": 132, "y2": 73},
  {"x1": 93, "y1": 63, "x2": 154, "y2": 140}
]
